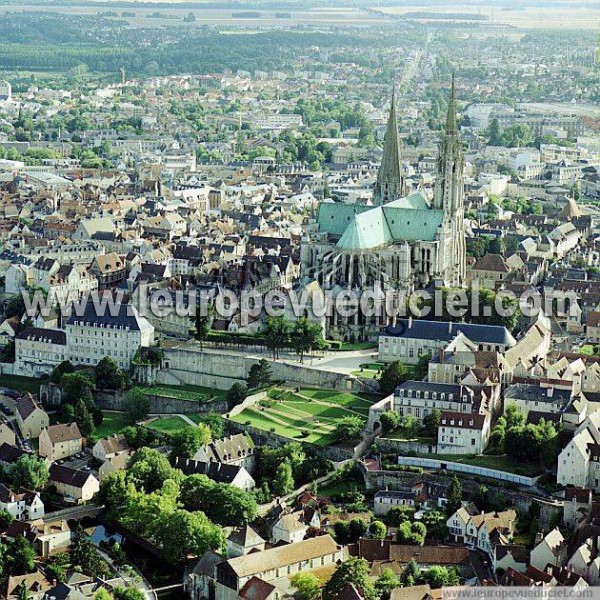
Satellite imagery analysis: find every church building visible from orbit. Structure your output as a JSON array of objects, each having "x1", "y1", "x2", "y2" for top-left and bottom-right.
[{"x1": 300, "y1": 79, "x2": 467, "y2": 340}]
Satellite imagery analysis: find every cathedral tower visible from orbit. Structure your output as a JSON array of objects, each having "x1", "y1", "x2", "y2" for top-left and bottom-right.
[
  {"x1": 435, "y1": 75, "x2": 466, "y2": 286},
  {"x1": 373, "y1": 89, "x2": 406, "y2": 206}
]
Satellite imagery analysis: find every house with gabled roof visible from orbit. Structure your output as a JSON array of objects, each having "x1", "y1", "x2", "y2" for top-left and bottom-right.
[{"x1": 15, "y1": 393, "x2": 49, "y2": 440}]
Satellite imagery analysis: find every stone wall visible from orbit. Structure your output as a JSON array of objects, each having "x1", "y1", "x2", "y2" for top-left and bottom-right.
[
  {"x1": 157, "y1": 344, "x2": 374, "y2": 392},
  {"x1": 359, "y1": 462, "x2": 563, "y2": 529},
  {"x1": 375, "y1": 437, "x2": 436, "y2": 455},
  {"x1": 96, "y1": 390, "x2": 225, "y2": 415}
]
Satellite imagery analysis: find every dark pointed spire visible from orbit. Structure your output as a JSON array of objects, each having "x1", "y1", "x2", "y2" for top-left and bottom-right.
[
  {"x1": 445, "y1": 73, "x2": 457, "y2": 134},
  {"x1": 374, "y1": 86, "x2": 404, "y2": 205}
]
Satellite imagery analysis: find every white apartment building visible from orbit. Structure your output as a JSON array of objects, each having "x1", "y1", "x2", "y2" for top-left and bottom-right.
[{"x1": 65, "y1": 302, "x2": 154, "y2": 370}]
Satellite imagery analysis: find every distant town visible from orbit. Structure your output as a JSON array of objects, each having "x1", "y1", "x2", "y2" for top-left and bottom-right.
[{"x1": 0, "y1": 2, "x2": 597, "y2": 600}]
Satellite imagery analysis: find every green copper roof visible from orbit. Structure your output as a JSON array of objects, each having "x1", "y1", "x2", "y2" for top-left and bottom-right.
[
  {"x1": 325, "y1": 191, "x2": 444, "y2": 251},
  {"x1": 336, "y1": 207, "x2": 391, "y2": 250},
  {"x1": 386, "y1": 192, "x2": 431, "y2": 210},
  {"x1": 317, "y1": 202, "x2": 373, "y2": 237}
]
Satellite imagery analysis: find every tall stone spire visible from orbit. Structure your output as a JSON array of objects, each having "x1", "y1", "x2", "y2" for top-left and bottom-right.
[
  {"x1": 373, "y1": 87, "x2": 405, "y2": 206},
  {"x1": 434, "y1": 75, "x2": 466, "y2": 287},
  {"x1": 445, "y1": 73, "x2": 457, "y2": 134}
]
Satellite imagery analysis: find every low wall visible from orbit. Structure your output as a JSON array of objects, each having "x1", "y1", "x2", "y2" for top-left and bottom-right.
[
  {"x1": 96, "y1": 390, "x2": 225, "y2": 415},
  {"x1": 360, "y1": 463, "x2": 562, "y2": 529},
  {"x1": 376, "y1": 437, "x2": 436, "y2": 455},
  {"x1": 397, "y1": 456, "x2": 539, "y2": 487}
]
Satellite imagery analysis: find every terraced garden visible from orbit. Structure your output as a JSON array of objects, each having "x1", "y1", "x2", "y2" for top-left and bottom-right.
[{"x1": 229, "y1": 387, "x2": 377, "y2": 446}]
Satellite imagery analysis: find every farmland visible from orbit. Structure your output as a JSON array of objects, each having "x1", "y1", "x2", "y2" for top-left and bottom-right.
[{"x1": 229, "y1": 387, "x2": 377, "y2": 446}]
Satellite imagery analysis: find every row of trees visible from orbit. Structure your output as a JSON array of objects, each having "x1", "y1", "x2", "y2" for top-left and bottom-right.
[
  {"x1": 291, "y1": 557, "x2": 460, "y2": 600},
  {"x1": 489, "y1": 404, "x2": 560, "y2": 468},
  {"x1": 98, "y1": 446, "x2": 259, "y2": 564}
]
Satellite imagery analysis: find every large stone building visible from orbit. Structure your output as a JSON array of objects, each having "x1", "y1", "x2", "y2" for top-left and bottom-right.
[{"x1": 301, "y1": 80, "x2": 467, "y2": 339}]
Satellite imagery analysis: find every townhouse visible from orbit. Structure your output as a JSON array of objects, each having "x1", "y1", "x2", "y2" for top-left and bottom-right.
[
  {"x1": 15, "y1": 393, "x2": 49, "y2": 440},
  {"x1": 0, "y1": 484, "x2": 44, "y2": 521},
  {"x1": 39, "y1": 423, "x2": 83, "y2": 462},
  {"x1": 47, "y1": 464, "x2": 100, "y2": 503}
]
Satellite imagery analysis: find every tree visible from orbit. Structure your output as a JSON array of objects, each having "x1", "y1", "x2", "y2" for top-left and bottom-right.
[
  {"x1": 368, "y1": 520, "x2": 387, "y2": 539},
  {"x1": 247, "y1": 359, "x2": 273, "y2": 390},
  {"x1": 333, "y1": 521, "x2": 350, "y2": 544},
  {"x1": 15, "y1": 582, "x2": 32, "y2": 600},
  {"x1": 421, "y1": 566, "x2": 460, "y2": 588},
  {"x1": 194, "y1": 305, "x2": 211, "y2": 348},
  {"x1": 421, "y1": 510, "x2": 448, "y2": 541},
  {"x1": 399, "y1": 559, "x2": 420, "y2": 587},
  {"x1": 385, "y1": 505, "x2": 414, "y2": 527},
  {"x1": 414, "y1": 353, "x2": 431, "y2": 381},
  {"x1": 422, "y1": 409, "x2": 441, "y2": 437},
  {"x1": 323, "y1": 558, "x2": 377, "y2": 600},
  {"x1": 123, "y1": 387, "x2": 150, "y2": 424},
  {"x1": 379, "y1": 411, "x2": 400, "y2": 433},
  {"x1": 375, "y1": 568, "x2": 399, "y2": 600},
  {"x1": 487, "y1": 118, "x2": 502, "y2": 146},
  {"x1": 291, "y1": 572, "x2": 322, "y2": 600},
  {"x1": 60, "y1": 371, "x2": 95, "y2": 404},
  {"x1": 12, "y1": 455, "x2": 49, "y2": 490},
  {"x1": 71, "y1": 525, "x2": 110, "y2": 577},
  {"x1": 446, "y1": 476, "x2": 463, "y2": 516},
  {"x1": 265, "y1": 316, "x2": 290, "y2": 360},
  {"x1": 505, "y1": 404, "x2": 525, "y2": 429},
  {"x1": 334, "y1": 416, "x2": 364, "y2": 443},
  {"x1": 273, "y1": 461, "x2": 294, "y2": 496},
  {"x1": 95, "y1": 356, "x2": 126, "y2": 390},
  {"x1": 170, "y1": 425, "x2": 212, "y2": 459},
  {"x1": 291, "y1": 318, "x2": 324, "y2": 363},
  {"x1": 378, "y1": 361, "x2": 409, "y2": 395},
  {"x1": 50, "y1": 360, "x2": 74, "y2": 385},
  {"x1": 226, "y1": 382, "x2": 248, "y2": 410},
  {"x1": 94, "y1": 590, "x2": 114, "y2": 600},
  {"x1": 9, "y1": 535, "x2": 36, "y2": 575},
  {"x1": 128, "y1": 447, "x2": 183, "y2": 492},
  {"x1": 0, "y1": 508, "x2": 14, "y2": 530},
  {"x1": 396, "y1": 521, "x2": 426, "y2": 546},
  {"x1": 114, "y1": 590, "x2": 146, "y2": 600},
  {"x1": 473, "y1": 484, "x2": 490, "y2": 512},
  {"x1": 348, "y1": 517, "x2": 368, "y2": 542},
  {"x1": 159, "y1": 509, "x2": 225, "y2": 564},
  {"x1": 74, "y1": 399, "x2": 95, "y2": 437}
]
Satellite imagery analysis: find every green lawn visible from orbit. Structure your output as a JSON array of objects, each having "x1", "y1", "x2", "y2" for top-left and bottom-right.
[
  {"x1": 90, "y1": 411, "x2": 130, "y2": 443},
  {"x1": 231, "y1": 387, "x2": 377, "y2": 446},
  {"x1": 418, "y1": 453, "x2": 541, "y2": 477},
  {"x1": 144, "y1": 383, "x2": 225, "y2": 402},
  {"x1": 0, "y1": 374, "x2": 41, "y2": 395},
  {"x1": 146, "y1": 416, "x2": 195, "y2": 434}
]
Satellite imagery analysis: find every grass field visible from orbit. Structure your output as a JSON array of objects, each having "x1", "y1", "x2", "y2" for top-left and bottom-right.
[
  {"x1": 229, "y1": 387, "x2": 376, "y2": 446},
  {"x1": 146, "y1": 416, "x2": 195, "y2": 434},
  {"x1": 144, "y1": 383, "x2": 225, "y2": 402},
  {"x1": 90, "y1": 411, "x2": 130, "y2": 443}
]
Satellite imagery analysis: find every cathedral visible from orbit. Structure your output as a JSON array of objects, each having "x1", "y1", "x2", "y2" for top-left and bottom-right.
[{"x1": 301, "y1": 79, "x2": 467, "y2": 340}]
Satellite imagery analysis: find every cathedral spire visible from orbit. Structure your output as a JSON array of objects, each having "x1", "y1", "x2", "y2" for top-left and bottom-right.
[
  {"x1": 445, "y1": 73, "x2": 457, "y2": 134},
  {"x1": 373, "y1": 87, "x2": 405, "y2": 206}
]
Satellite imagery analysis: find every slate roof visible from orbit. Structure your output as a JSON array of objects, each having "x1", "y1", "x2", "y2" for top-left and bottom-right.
[
  {"x1": 16, "y1": 327, "x2": 67, "y2": 346},
  {"x1": 381, "y1": 319, "x2": 516, "y2": 346},
  {"x1": 48, "y1": 464, "x2": 95, "y2": 488},
  {"x1": 66, "y1": 301, "x2": 150, "y2": 332},
  {"x1": 16, "y1": 393, "x2": 42, "y2": 421}
]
